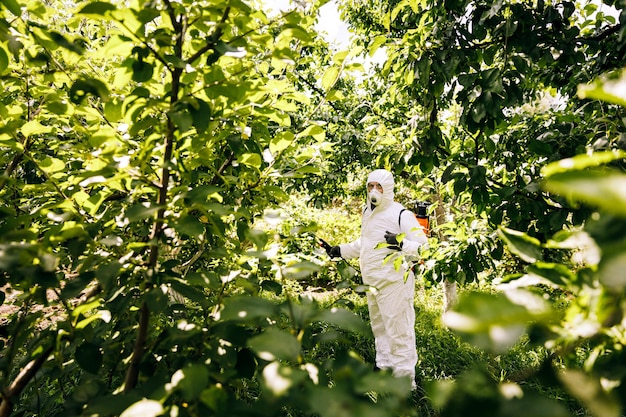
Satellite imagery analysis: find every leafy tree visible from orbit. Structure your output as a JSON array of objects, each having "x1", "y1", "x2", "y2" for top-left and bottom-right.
[
  {"x1": 2, "y1": 0, "x2": 626, "y2": 416},
  {"x1": 332, "y1": 0, "x2": 626, "y2": 415},
  {"x1": 0, "y1": 0, "x2": 419, "y2": 416},
  {"x1": 337, "y1": 0, "x2": 626, "y2": 294}
]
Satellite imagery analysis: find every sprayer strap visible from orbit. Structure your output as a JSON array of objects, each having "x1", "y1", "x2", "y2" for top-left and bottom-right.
[{"x1": 398, "y1": 208, "x2": 406, "y2": 228}]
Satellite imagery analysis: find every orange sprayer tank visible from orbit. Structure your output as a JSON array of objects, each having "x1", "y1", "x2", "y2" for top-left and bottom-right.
[{"x1": 416, "y1": 202, "x2": 430, "y2": 236}]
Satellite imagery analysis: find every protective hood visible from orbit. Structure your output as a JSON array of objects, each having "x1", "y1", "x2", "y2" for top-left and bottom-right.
[{"x1": 367, "y1": 169, "x2": 394, "y2": 209}]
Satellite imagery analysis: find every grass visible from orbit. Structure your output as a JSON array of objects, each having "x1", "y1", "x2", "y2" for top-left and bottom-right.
[{"x1": 272, "y1": 276, "x2": 586, "y2": 417}]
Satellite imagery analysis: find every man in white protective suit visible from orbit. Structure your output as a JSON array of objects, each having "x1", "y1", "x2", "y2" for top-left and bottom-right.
[{"x1": 324, "y1": 169, "x2": 428, "y2": 390}]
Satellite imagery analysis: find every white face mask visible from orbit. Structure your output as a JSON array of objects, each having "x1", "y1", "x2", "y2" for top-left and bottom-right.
[{"x1": 369, "y1": 189, "x2": 383, "y2": 206}]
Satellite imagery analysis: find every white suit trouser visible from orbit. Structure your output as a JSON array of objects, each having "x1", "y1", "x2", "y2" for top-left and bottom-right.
[{"x1": 367, "y1": 274, "x2": 417, "y2": 383}]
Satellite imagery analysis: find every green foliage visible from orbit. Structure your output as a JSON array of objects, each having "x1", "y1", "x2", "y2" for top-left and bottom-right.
[
  {"x1": 332, "y1": 1, "x2": 626, "y2": 416},
  {"x1": 443, "y1": 114, "x2": 626, "y2": 416},
  {"x1": 338, "y1": 0, "x2": 626, "y2": 290},
  {"x1": 1, "y1": 0, "x2": 415, "y2": 415},
  {"x1": 1, "y1": 0, "x2": 626, "y2": 416}
]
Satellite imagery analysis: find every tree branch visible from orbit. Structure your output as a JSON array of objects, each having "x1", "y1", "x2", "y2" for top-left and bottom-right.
[
  {"x1": 0, "y1": 345, "x2": 54, "y2": 417},
  {"x1": 123, "y1": 303, "x2": 149, "y2": 392},
  {"x1": 0, "y1": 135, "x2": 31, "y2": 193},
  {"x1": 124, "y1": 1, "x2": 187, "y2": 392},
  {"x1": 187, "y1": 6, "x2": 230, "y2": 65}
]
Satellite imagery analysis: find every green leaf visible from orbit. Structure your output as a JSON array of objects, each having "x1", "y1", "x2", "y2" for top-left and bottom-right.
[
  {"x1": 239, "y1": 153, "x2": 262, "y2": 169},
  {"x1": 443, "y1": 291, "x2": 534, "y2": 352},
  {"x1": 200, "y1": 385, "x2": 228, "y2": 412},
  {"x1": 321, "y1": 66, "x2": 340, "y2": 91},
  {"x1": 2, "y1": 0, "x2": 21, "y2": 16},
  {"x1": 221, "y1": 296, "x2": 278, "y2": 322},
  {"x1": 263, "y1": 185, "x2": 289, "y2": 202},
  {"x1": 48, "y1": 31, "x2": 84, "y2": 54},
  {"x1": 528, "y1": 139, "x2": 553, "y2": 156},
  {"x1": 598, "y1": 240, "x2": 626, "y2": 291},
  {"x1": 131, "y1": 59, "x2": 153, "y2": 82},
  {"x1": 355, "y1": 371, "x2": 412, "y2": 396},
  {"x1": 144, "y1": 287, "x2": 169, "y2": 313},
  {"x1": 189, "y1": 99, "x2": 211, "y2": 133},
  {"x1": 45, "y1": 97, "x2": 69, "y2": 115},
  {"x1": 541, "y1": 151, "x2": 626, "y2": 177},
  {"x1": 470, "y1": 102, "x2": 486, "y2": 122},
  {"x1": 283, "y1": 261, "x2": 320, "y2": 280},
  {"x1": 172, "y1": 215, "x2": 205, "y2": 238},
  {"x1": 78, "y1": 1, "x2": 116, "y2": 16},
  {"x1": 337, "y1": 261, "x2": 356, "y2": 281},
  {"x1": 168, "y1": 364, "x2": 209, "y2": 401},
  {"x1": 75, "y1": 342, "x2": 103, "y2": 374},
  {"x1": 215, "y1": 41, "x2": 247, "y2": 58},
  {"x1": 169, "y1": 279, "x2": 209, "y2": 308},
  {"x1": 168, "y1": 108, "x2": 193, "y2": 131},
  {"x1": 245, "y1": 227, "x2": 269, "y2": 250},
  {"x1": 248, "y1": 328, "x2": 300, "y2": 361},
  {"x1": 314, "y1": 307, "x2": 370, "y2": 335},
  {"x1": 125, "y1": 203, "x2": 161, "y2": 223},
  {"x1": 578, "y1": 69, "x2": 626, "y2": 107},
  {"x1": 262, "y1": 361, "x2": 308, "y2": 396},
  {"x1": 498, "y1": 227, "x2": 542, "y2": 263},
  {"x1": 95, "y1": 261, "x2": 121, "y2": 291},
  {"x1": 69, "y1": 78, "x2": 110, "y2": 104},
  {"x1": 500, "y1": 393, "x2": 571, "y2": 417},
  {"x1": 120, "y1": 399, "x2": 164, "y2": 417},
  {"x1": 296, "y1": 125, "x2": 325, "y2": 141},
  {"x1": 453, "y1": 176, "x2": 467, "y2": 194},
  {"x1": 294, "y1": 165, "x2": 321, "y2": 174},
  {"x1": 542, "y1": 170, "x2": 626, "y2": 217},
  {"x1": 558, "y1": 370, "x2": 621, "y2": 417},
  {"x1": 332, "y1": 50, "x2": 349, "y2": 65},
  {"x1": 526, "y1": 262, "x2": 575, "y2": 287},
  {"x1": 391, "y1": 0, "x2": 410, "y2": 22},
  {"x1": 39, "y1": 156, "x2": 65, "y2": 173},
  {"x1": 269, "y1": 131, "x2": 294, "y2": 154},
  {"x1": 21, "y1": 121, "x2": 52, "y2": 137},
  {"x1": 255, "y1": 106, "x2": 291, "y2": 126},
  {"x1": 136, "y1": 8, "x2": 160, "y2": 24},
  {"x1": 184, "y1": 185, "x2": 223, "y2": 204},
  {"x1": 368, "y1": 35, "x2": 387, "y2": 56},
  {"x1": 0, "y1": 47, "x2": 9, "y2": 73},
  {"x1": 261, "y1": 279, "x2": 282, "y2": 295},
  {"x1": 279, "y1": 26, "x2": 313, "y2": 43},
  {"x1": 75, "y1": 310, "x2": 112, "y2": 330}
]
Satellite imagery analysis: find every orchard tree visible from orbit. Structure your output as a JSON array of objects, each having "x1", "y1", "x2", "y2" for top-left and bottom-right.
[
  {"x1": 0, "y1": 0, "x2": 420, "y2": 416},
  {"x1": 332, "y1": 0, "x2": 626, "y2": 415},
  {"x1": 336, "y1": 0, "x2": 626, "y2": 304}
]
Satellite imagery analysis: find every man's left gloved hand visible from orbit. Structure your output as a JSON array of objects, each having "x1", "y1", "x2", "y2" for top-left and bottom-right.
[{"x1": 384, "y1": 231, "x2": 402, "y2": 250}]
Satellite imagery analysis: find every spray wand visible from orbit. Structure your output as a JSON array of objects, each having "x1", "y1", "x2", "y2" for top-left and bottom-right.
[{"x1": 318, "y1": 237, "x2": 363, "y2": 287}]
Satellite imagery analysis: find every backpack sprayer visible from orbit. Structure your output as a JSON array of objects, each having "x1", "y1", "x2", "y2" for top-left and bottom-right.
[{"x1": 415, "y1": 201, "x2": 431, "y2": 237}]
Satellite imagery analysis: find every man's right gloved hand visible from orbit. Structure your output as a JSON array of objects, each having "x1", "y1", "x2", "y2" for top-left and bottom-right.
[
  {"x1": 320, "y1": 238, "x2": 341, "y2": 258},
  {"x1": 324, "y1": 246, "x2": 341, "y2": 258},
  {"x1": 327, "y1": 245, "x2": 341, "y2": 258}
]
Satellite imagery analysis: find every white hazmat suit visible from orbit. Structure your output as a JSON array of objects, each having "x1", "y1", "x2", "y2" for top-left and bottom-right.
[{"x1": 339, "y1": 169, "x2": 428, "y2": 387}]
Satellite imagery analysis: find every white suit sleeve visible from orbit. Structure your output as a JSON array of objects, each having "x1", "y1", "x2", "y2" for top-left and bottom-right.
[
  {"x1": 339, "y1": 238, "x2": 361, "y2": 260},
  {"x1": 399, "y1": 211, "x2": 428, "y2": 255}
]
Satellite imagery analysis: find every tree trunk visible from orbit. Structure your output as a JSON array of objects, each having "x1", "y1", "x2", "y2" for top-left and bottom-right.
[
  {"x1": 442, "y1": 279, "x2": 458, "y2": 312},
  {"x1": 434, "y1": 190, "x2": 458, "y2": 312}
]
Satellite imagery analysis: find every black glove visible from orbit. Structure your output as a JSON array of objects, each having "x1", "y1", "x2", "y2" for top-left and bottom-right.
[
  {"x1": 320, "y1": 239, "x2": 341, "y2": 258},
  {"x1": 384, "y1": 231, "x2": 402, "y2": 250},
  {"x1": 328, "y1": 245, "x2": 341, "y2": 258}
]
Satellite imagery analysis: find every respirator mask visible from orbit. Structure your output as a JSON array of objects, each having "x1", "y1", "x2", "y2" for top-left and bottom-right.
[{"x1": 369, "y1": 187, "x2": 383, "y2": 206}]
